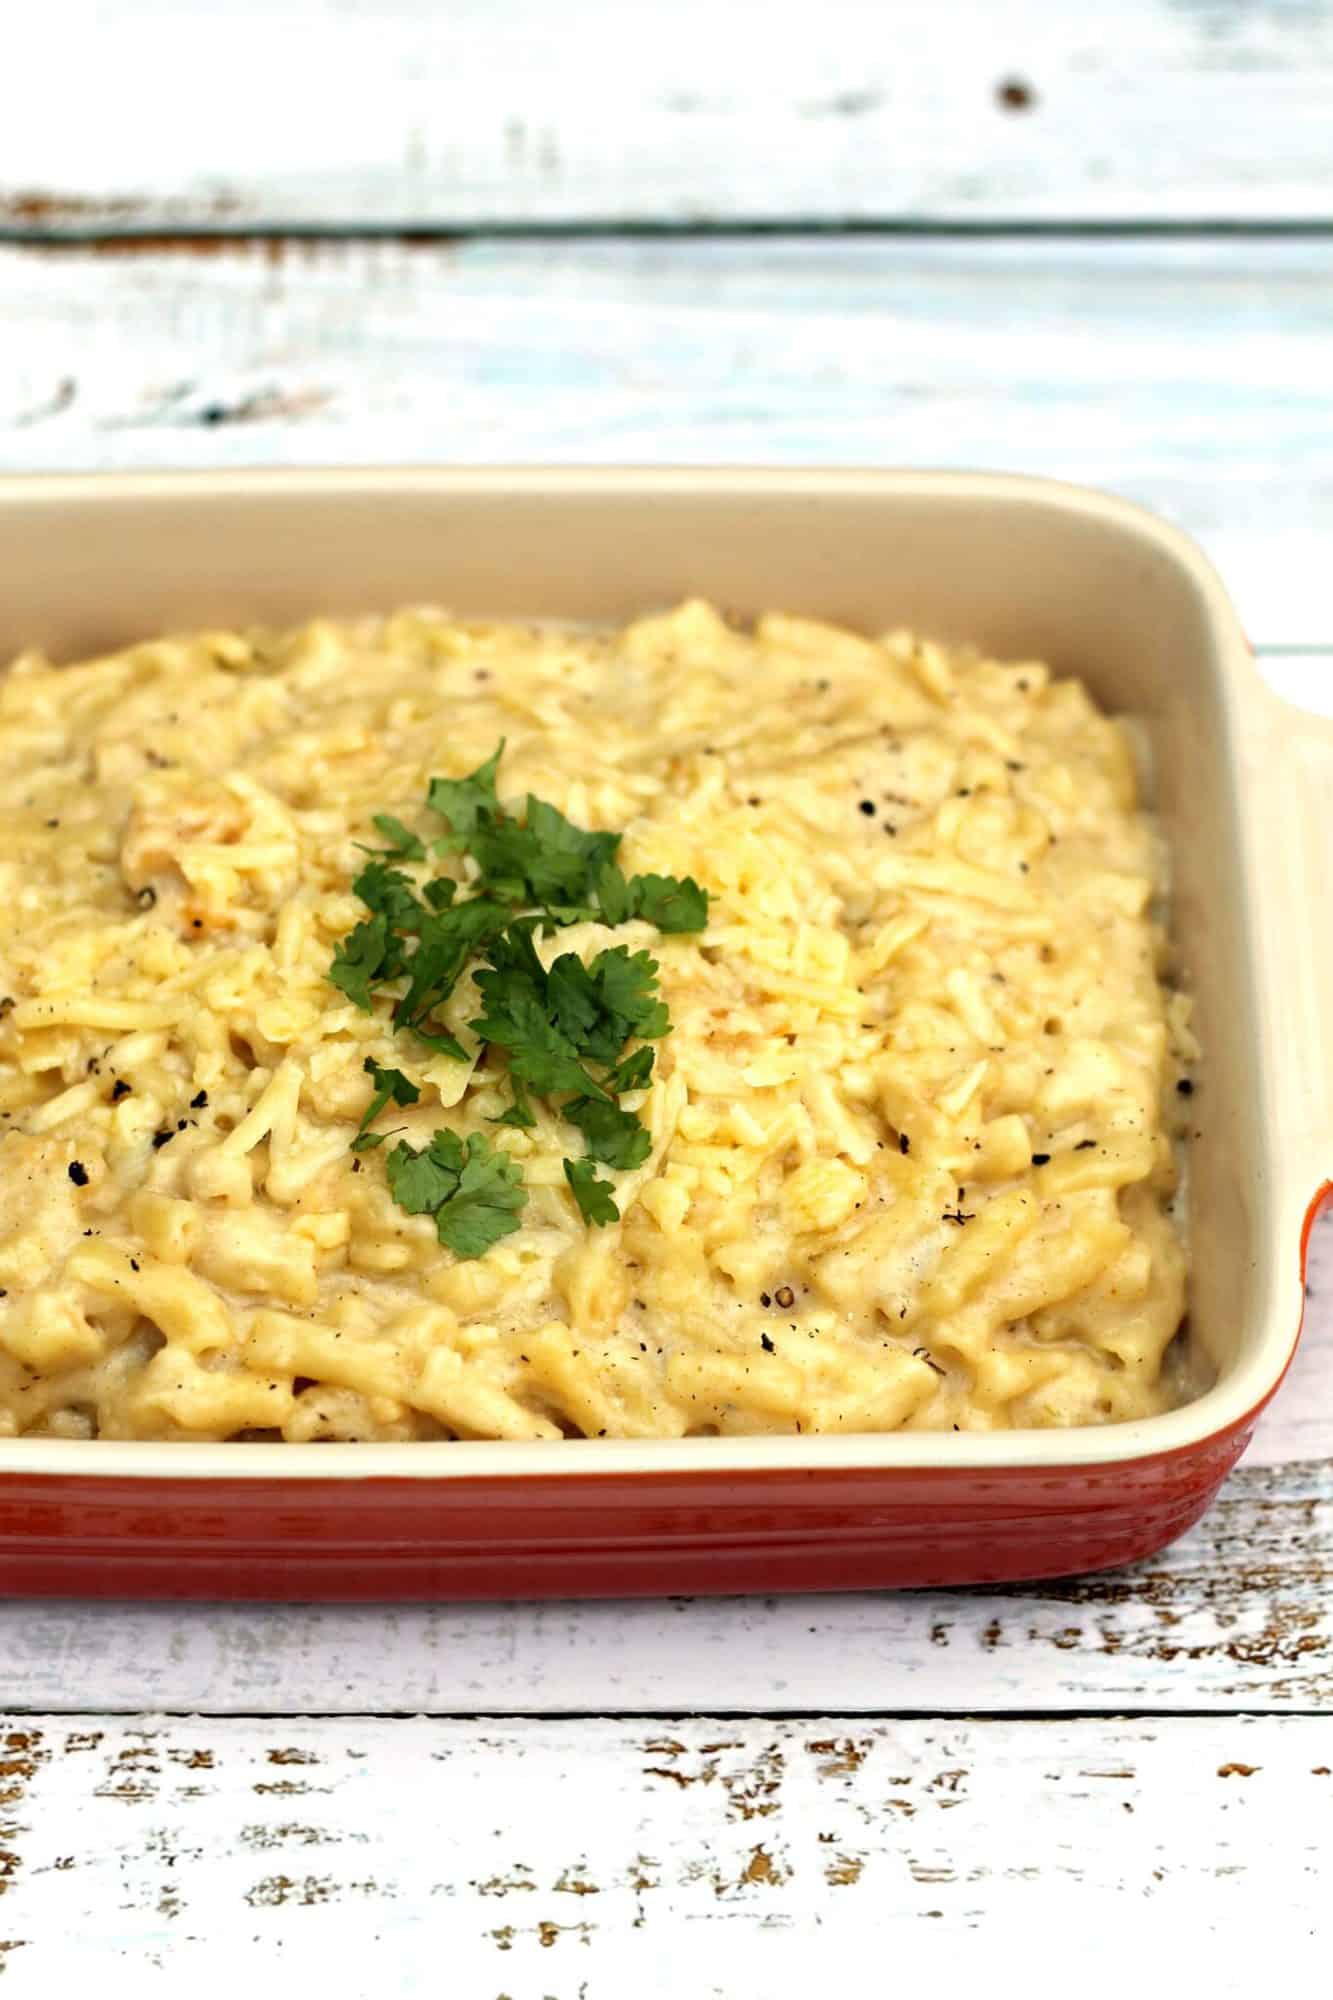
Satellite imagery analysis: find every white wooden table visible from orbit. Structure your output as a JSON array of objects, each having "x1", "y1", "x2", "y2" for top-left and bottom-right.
[{"x1": 1, "y1": 3, "x2": 1331, "y2": 1985}]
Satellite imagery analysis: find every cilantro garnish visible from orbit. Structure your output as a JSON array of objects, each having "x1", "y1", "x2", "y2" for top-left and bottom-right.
[
  {"x1": 352, "y1": 1058, "x2": 420, "y2": 1151},
  {"x1": 367, "y1": 814, "x2": 427, "y2": 862},
  {"x1": 327, "y1": 741, "x2": 709, "y2": 1253},
  {"x1": 329, "y1": 913, "x2": 406, "y2": 1013},
  {"x1": 426, "y1": 743, "x2": 504, "y2": 851},
  {"x1": 386, "y1": 1128, "x2": 527, "y2": 1259},
  {"x1": 564, "y1": 1157, "x2": 621, "y2": 1228},
  {"x1": 565, "y1": 1095, "x2": 653, "y2": 1171}
]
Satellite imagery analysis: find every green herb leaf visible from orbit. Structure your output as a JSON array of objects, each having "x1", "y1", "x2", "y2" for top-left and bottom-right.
[
  {"x1": 387, "y1": 1128, "x2": 466, "y2": 1214},
  {"x1": 351, "y1": 1058, "x2": 421, "y2": 1151},
  {"x1": 471, "y1": 963, "x2": 606, "y2": 1100},
  {"x1": 410, "y1": 1024, "x2": 471, "y2": 1064},
  {"x1": 328, "y1": 913, "x2": 404, "y2": 1012},
  {"x1": 606, "y1": 1044, "x2": 656, "y2": 1095},
  {"x1": 370, "y1": 814, "x2": 427, "y2": 862},
  {"x1": 434, "y1": 1133, "x2": 527, "y2": 1259},
  {"x1": 594, "y1": 864, "x2": 708, "y2": 933},
  {"x1": 493, "y1": 1099, "x2": 536, "y2": 1131},
  {"x1": 353, "y1": 860, "x2": 427, "y2": 933},
  {"x1": 393, "y1": 897, "x2": 508, "y2": 1033},
  {"x1": 388, "y1": 1128, "x2": 527, "y2": 1258},
  {"x1": 626, "y1": 872, "x2": 709, "y2": 934},
  {"x1": 427, "y1": 743, "x2": 505, "y2": 849},
  {"x1": 593, "y1": 861, "x2": 634, "y2": 927},
  {"x1": 564, "y1": 1156, "x2": 620, "y2": 1228},
  {"x1": 565, "y1": 1095, "x2": 652, "y2": 1171}
]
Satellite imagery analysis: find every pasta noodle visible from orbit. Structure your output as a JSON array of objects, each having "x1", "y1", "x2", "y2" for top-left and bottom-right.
[{"x1": 0, "y1": 602, "x2": 1193, "y2": 1440}]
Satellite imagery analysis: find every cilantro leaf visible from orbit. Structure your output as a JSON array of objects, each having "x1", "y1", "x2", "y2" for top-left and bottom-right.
[
  {"x1": 328, "y1": 913, "x2": 404, "y2": 1012},
  {"x1": 566, "y1": 1095, "x2": 652, "y2": 1171},
  {"x1": 587, "y1": 946, "x2": 670, "y2": 1045},
  {"x1": 410, "y1": 1023, "x2": 471, "y2": 1064},
  {"x1": 389, "y1": 1128, "x2": 526, "y2": 1258},
  {"x1": 465, "y1": 794, "x2": 621, "y2": 912},
  {"x1": 471, "y1": 965, "x2": 607, "y2": 1100},
  {"x1": 607, "y1": 1044, "x2": 655, "y2": 1095},
  {"x1": 353, "y1": 860, "x2": 426, "y2": 933},
  {"x1": 369, "y1": 814, "x2": 426, "y2": 862},
  {"x1": 594, "y1": 864, "x2": 708, "y2": 933},
  {"x1": 545, "y1": 946, "x2": 667, "y2": 1065},
  {"x1": 593, "y1": 861, "x2": 634, "y2": 926},
  {"x1": 626, "y1": 872, "x2": 709, "y2": 934},
  {"x1": 546, "y1": 951, "x2": 604, "y2": 1053},
  {"x1": 387, "y1": 1128, "x2": 465, "y2": 1214},
  {"x1": 393, "y1": 897, "x2": 508, "y2": 1033},
  {"x1": 564, "y1": 1156, "x2": 620, "y2": 1228},
  {"x1": 427, "y1": 743, "x2": 504, "y2": 849},
  {"x1": 352, "y1": 1057, "x2": 420, "y2": 1151},
  {"x1": 493, "y1": 1095, "x2": 536, "y2": 1131},
  {"x1": 434, "y1": 1133, "x2": 527, "y2": 1259},
  {"x1": 424, "y1": 877, "x2": 458, "y2": 912}
]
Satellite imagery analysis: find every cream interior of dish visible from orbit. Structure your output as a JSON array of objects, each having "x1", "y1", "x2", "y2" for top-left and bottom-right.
[{"x1": 0, "y1": 601, "x2": 1195, "y2": 1442}]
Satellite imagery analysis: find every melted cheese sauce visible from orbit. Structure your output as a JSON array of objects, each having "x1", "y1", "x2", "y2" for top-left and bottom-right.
[{"x1": 0, "y1": 602, "x2": 1193, "y2": 1441}]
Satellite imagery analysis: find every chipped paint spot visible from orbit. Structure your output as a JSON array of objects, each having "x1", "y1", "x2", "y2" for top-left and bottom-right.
[
  {"x1": 741, "y1": 1845, "x2": 784, "y2": 1887},
  {"x1": 476, "y1": 1869, "x2": 536, "y2": 1898},
  {"x1": 824, "y1": 1852, "x2": 865, "y2": 1887},
  {"x1": 1217, "y1": 1763, "x2": 1261, "y2": 1778},
  {"x1": 266, "y1": 1749, "x2": 320, "y2": 1767},
  {"x1": 239, "y1": 1822, "x2": 350, "y2": 1851},
  {"x1": 244, "y1": 1874, "x2": 335, "y2": 1908},
  {"x1": 808, "y1": 1737, "x2": 867, "y2": 1777},
  {"x1": 536, "y1": 1919, "x2": 594, "y2": 1948},
  {"x1": 167, "y1": 1749, "x2": 215, "y2": 1771},
  {"x1": 554, "y1": 1868, "x2": 600, "y2": 1896}
]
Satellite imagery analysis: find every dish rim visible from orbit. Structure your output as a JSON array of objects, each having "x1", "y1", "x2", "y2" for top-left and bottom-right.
[{"x1": 0, "y1": 463, "x2": 1322, "y2": 1484}]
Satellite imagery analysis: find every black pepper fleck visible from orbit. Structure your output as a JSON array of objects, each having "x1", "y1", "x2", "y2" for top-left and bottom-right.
[
  {"x1": 859, "y1": 799, "x2": 876, "y2": 816},
  {"x1": 899, "y1": 1133, "x2": 910, "y2": 1155},
  {"x1": 759, "y1": 1292, "x2": 772, "y2": 1308},
  {"x1": 151, "y1": 1129, "x2": 174, "y2": 1150},
  {"x1": 1176, "y1": 1078, "x2": 1194, "y2": 1096},
  {"x1": 112, "y1": 1080, "x2": 132, "y2": 1101},
  {"x1": 760, "y1": 1332, "x2": 775, "y2": 1354},
  {"x1": 1031, "y1": 1152, "x2": 1051, "y2": 1166},
  {"x1": 1075, "y1": 1139, "x2": 1097, "y2": 1151},
  {"x1": 191, "y1": 1090, "x2": 208, "y2": 1109},
  {"x1": 67, "y1": 1161, "x2": 89, "y2": 1186}
]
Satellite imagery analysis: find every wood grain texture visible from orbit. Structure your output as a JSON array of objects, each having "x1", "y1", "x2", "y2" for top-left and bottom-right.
[
  {"x1": 5, "y1": 1, "x2": 1333, "y2": 229},
  {"x1": 0, "y1": 1715, "x2": 1326, "y2": 1990},
  {"x1": 3, "y1": 235, "x2": 1332, "y2": 641},
  {"x1": 0, "y1": 1218, "x2": 1324, "y2": 1720}
]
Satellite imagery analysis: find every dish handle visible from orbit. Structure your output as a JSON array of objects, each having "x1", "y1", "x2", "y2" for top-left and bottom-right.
[{"x1": 1262, "y1": 690, "x2": 1333, "y2": 1241}]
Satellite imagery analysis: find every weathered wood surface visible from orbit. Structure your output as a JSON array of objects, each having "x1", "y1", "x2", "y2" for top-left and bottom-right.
[
  {"x1": 0, "y1": 1217, "x2": 1323, "y2": 1721},
  {"x1": 0, "y1": 1715, "x2": 1326, "y2": 1988},
  {"x1": 6, "y1": 1, "x2": 1333, "y2": 230},
  {"x1": 3, "y1": 236, "x2": 1332, "y2": 642}
]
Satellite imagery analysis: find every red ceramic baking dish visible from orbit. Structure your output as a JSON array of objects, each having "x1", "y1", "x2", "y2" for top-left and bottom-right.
[{"x1": 0, "y1": 468, "x2": 1328, "y2": 1600}]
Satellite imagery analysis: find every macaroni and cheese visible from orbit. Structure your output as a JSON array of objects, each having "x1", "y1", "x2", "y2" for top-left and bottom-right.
[{"x1": 0, "y1": 602, "x2": 1193, "y2": 1441}]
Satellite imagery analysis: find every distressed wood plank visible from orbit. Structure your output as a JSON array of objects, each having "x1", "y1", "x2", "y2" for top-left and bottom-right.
[
  {"x1": 2, "y1": 236, "x2": 1332, "y2": 641},
  {"x1": 0, "y1": 1716, "x2": 1326, "y2": 1986},
  {"x1": 5, "y1": 1, "x2": 1333, "y2": 229}
]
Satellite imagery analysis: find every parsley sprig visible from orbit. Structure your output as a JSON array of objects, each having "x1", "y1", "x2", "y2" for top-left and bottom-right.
[{"x1": 329, "y1": 743, "x2": 707, "y2": 1254}]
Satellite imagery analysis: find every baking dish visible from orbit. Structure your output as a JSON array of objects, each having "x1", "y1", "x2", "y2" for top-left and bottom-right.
[{"x1": 0, "y1": 467, "x2": 1327, "y2": 1600}]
